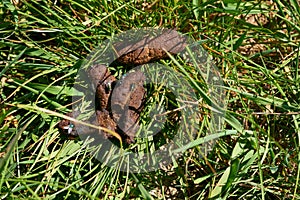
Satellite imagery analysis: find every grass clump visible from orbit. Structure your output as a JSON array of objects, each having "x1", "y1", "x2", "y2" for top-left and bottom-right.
[{"x1": 0, "y1": 0, "x2": 299, "y2": 199}]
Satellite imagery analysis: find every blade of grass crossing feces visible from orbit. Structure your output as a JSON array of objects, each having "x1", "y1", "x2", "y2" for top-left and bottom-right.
[{"x1": 9, "y1": 103, "x2": 123, "y2": 145}]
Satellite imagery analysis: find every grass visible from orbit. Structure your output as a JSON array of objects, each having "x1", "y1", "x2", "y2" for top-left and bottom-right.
[{"x1": 0, "y1": 0, "x2": 299, "y2": 199}]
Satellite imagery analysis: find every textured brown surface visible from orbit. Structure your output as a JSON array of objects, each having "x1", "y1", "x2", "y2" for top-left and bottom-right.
[
  {"x1": 90, "y1": 64, "x2": 117, "y2": 110},
  {"x1": 112, "y1": 29, "x2": 187, "y2": 66},
  {"x1": 115, "y1": 48, "x2": 170, "y2": 66},
  {"x1": 111, "y1": 70, "x2": 146, "y2": 143},
  {"x1": 58, "y1": 112, "x2": 78, "y2": 138},
  {"x1": 82, "y1": 64, "x2": 146, "y2": 143},
  {"x1": 58, "y1": 29, "x2": 188, "y2": 143}
]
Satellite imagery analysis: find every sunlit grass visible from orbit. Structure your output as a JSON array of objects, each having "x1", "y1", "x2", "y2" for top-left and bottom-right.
[{"x1": 0, "y1": 0, "x2": 299, "y2": 199}]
